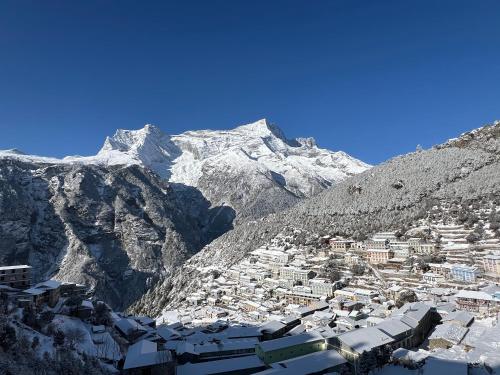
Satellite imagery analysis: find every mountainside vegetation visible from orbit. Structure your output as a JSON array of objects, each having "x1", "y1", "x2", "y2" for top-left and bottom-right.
[{"x1": 131, "y1": 121, "x2": 500, "y2": 316}]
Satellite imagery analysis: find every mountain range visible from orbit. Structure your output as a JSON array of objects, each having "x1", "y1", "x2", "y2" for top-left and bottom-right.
[
  {"x1": 0, "y1": 119, "x2": 368, "y2": 309},
  {"x1": 131, "y1": 121, "x2": 500, "y2": 316}
]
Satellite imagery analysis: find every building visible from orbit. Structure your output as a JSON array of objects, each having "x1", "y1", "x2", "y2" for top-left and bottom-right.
[
  {"x1": 22, "y1": 279, "x2": 62, "y2": 307},
  {"x1": 255, "y1": 332, "x2": 326, "y2": 364},
  {"x1": 389, "y1": 242, "x2": 412, "y2": 259},
  {"x1": 422, "y1": 272, "x2": 445, "y2": 285},
  {"x1": 344, "y1": 253, "x2": 361, "y2": 265},
  {"x1": 367, "y1": 249, "x2": 394, "y2": 264},
  {"x1": 260, "y1": 320, "x2": 288, "y2": 340},
  {"x1": 194, "y1": 338, "x2": 258, "y2": 361},
  {"x1": 0, "y1": 265, "x2": 31, "y2": 289},
  {"x1": 454, "y1": 290, "x2": 494, "y2": 314},
  {"x1": 428, "y1": 323, "x2": 468, "y2": 349},
  {"x1": 408, "y1": 238, "x2": 436, "y2": 254},
  {"x1": 429, "y1": 263, "x2": 453, "y2": 278},
  {"x1": 254, "y1": 349, "x2": 347, "y2": 375},
  {"x1": 376, "y1": 319, "x2": 413, "y2": 349},
  {"x1": 330, "y1": 326, "x2": 394, "y2": 368},
  {"x1": 279, "y1": 267, "x2": 315, "y2": 284},
  {"x1": 115, "y1": 318, "x2": 148, "y2": 342},
  {"x1": 284, "y1": 291, "x2": 321, "y2": 306},
  {"x1": 123, "y1": 339, "x2": 173, "y2": 375},
  {"x1": 309, "y1": 279, "x2": 335, "y2": 297},
  {"x1": 483, "y1": 255, "x2": 500, "y2": 275},
  {"x1": 177, "y1": 355, "x2": 266, "y2": 375},
  {"x1": 354, "y1": 288, "x2": 378, "y2": 303},
  {"x1": 250, "y1": 248, "x2": 290, "y2": 265},
  {"x1": 364, "y1": 240, "x2": 388, "y2": 250},
  {"x1": 451, "y1": 265, "x2": 482, "y2": 283},
  {"x1": 330, "y1": 240, "x2": 355, "y2": 252}
]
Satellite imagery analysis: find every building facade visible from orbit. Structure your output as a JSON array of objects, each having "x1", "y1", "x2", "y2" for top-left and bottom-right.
[{"x1": 0, "y1": 265, "x2": 32, "y2": 289}]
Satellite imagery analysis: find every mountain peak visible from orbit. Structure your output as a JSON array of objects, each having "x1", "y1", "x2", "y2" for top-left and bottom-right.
[{"x1": 233, "y1": 119, "x2": 298, "y2": 146}]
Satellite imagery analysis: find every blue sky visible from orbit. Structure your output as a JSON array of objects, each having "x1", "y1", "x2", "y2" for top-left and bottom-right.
[{"x1": 1, "y1": 0, "x2": 499, "y2": 164}]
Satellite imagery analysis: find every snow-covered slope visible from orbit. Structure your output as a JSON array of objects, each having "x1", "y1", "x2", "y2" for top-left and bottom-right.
[
  {"x1": 72, "y1": 119, "x2": 369, "y2": 197},
  {"x1": 89, "y1": 119, "x2": 369, "y2": 219},
  {"x1": 1, "y1": 119, "x2": 369, "y2": 220}
]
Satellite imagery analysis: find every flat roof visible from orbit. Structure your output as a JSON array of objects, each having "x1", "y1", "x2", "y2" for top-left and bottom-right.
[
  {"x1": 257, "y1": 332, "x2": 324, "y2": 353},
  {"x1": 338, "y1": 327, "x2": 394, "y2": 353},
  {"x1": 123, "y1": 340, "x2": 172, "y2": 370},
  {"x1": 0, "y1": 265, "x2": 31, "y2": 271},
  {"x1": 176, "y1": 355, "x2": 265, "y2": 375},
  {"x1": 258, "y1": 349, "x2": 347, "y2": 374}
]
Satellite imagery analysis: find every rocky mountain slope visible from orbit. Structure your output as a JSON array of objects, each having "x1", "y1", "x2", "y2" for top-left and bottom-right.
[
  {"x1": 73, "y1": 119, "x2": 369, "y2": 220},
  {"x1": 0, "y1": 119, "x2": 366, "y2": 309},
  {"x1": 131, "y1": 121, "x2": 500, "y2": 316}
]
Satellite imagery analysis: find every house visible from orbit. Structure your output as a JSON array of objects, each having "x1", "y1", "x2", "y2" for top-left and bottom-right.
[
  {"x1": 260, "y1": 320, "x2": 288, "y2": 340},
  {"x1": 389, "y1": 241, "x2": 412, "y2": 259},
  {"x1": 34, "y1": 280, "x2": 62, "y2": 307},
  {"x1": 364, "y1": 240, "x2": 388, "y2": 250},
  {"x1": 0, "y1": 265, "x2": 31, "y2": 289},
  {"x1": 483, "y1": 254, "x2": 500, "y2": 275},
  {"x1": 176, "y1": 355, "x2": 267, "y2": 375},
  {"x1": 193, "y1": 338, "x2": 258, "y2": 361},
  {"x1": 21, "y1": 279, "x2": 62, "y2": 307},
  {"x1": 284, "y1": 291, "x2": 321, "y2": 306},
  {"x1": 428, "y1": 322, "x2": 468, "y2": 349},
  {"x1": 115, "y1": 318, "x2": 148, "y2": 342},
  {"x1": 279, "y1": 267, "x2": 315, "y2": 284},
  {"x1": 123, "y1": 339, "x2": 173, "y2": 374},
  {"x1": 330, "y1": 326, "x2": 394, "y2": 364},
  {"x1": 375, "y1": 319, "x2": 413, "y2": 349},
  {"x1": 422, "y1": 272, "x2": 445, "y2": 285},
  {"x1": 408, "y1": 238, "x2": 436, "y2": 255},
  {"x1": 441, "y1": 310, "x2": 474, "y2": 327},
  {"x1": 390, "y1": 302, "x2": 436, "y2": 347},
  {"x1": 59, "y1": 282, "x2": 87, "y2": 298},
  {"x1": 366, "y1": 249, "x2": 394, "y2": 264},
  {"x1": 454, "y1": 290, "x2": 494, "y2": 314},
  {"x1": 309, "y1": 279, "x2": 335, "y2": 297},
  {"x1": 255, "y1": 332, "x2": 326, "y2": 364},
  {"x1": 254, "y1": 349, "x2": 348, "y2": 375},
  {"x1": 330, "y1": 240, "x2": 355, "y2": 252},
  {"x1": 450, "y1": 264, "x2": 482, "y2": 283},
  {"x1": 354, "y1": 288, "x2": 378, "y2": 303},
  {"x1": 429, "y1": 263, "x2": 453, "y2": 278}
]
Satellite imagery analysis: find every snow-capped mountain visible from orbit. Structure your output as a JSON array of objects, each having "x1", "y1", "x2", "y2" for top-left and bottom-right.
[
  {"x1": 71, "y1": 119, "x2": 370, "y2": 219},
  {"x1": 94, "y1": 119, "x2": 368, "y2": 194},
  {"x1": 0, "y1": 119, "x2": 368, "y2": 309}
]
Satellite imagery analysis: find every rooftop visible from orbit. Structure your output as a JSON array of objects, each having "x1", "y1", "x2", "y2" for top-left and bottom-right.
[
  {"x1": 337, "y1": 326, "x2": 394, "y2": 353},
  {"x1": 257, "y1": 332, "x2": 324, "y2": 352}
]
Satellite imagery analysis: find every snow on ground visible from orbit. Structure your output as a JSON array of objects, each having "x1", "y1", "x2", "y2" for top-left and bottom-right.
[{"x1": 51, "y1": 314, "x2": 96, "y2": 356}]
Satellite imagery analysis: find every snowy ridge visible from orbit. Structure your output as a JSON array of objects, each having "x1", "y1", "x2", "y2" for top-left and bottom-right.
[{"x1": 0, "y1": 119, "x2": 370, "y2": 199}]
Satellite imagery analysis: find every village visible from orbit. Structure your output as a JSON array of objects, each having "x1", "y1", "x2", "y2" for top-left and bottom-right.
[{"x1": 1, "y1": 222, "x2": 500, "y2": 375}]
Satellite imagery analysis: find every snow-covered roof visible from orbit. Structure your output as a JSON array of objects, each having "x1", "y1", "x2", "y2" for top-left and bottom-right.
[
  {"x1": 0, "y1": 265, "x2": 31, "y2": 271},
  {"x1": 376, "y1": 319, "x2": 412, "y2": 338},
  {"x1": 429, "y1": 323, "x2": 468, "y2": 345},
  {"x1": 337, "y1": 326, "x2": 394, "y2": 353},
  {"x1": 260, "y1": 320, "x2": 286, "y2": 334},
  {"x1": 455, "y1": 290, "x2": 493, "y2": 301},
  {"x1": 256, "y1": 349, "x2": 347, "y2": 374},
  {"x1": 115, "y1": 318, "x2": 147, "y2": 335},
  {"x1": 34, "y1": 280, "x2": 62, "y2": 290},
  {"x1": 441, "y1": 311, "x2": 474, "y2": 327},
  {"x1": 123, "y1": 339, "x2": 172, "y2": 370},
  {"x1": 176, "y1": 355, "x2": 265, "y2": 375},
  {"x1": 257, "y1": 332, "x2": 324, "y2": 352}
]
